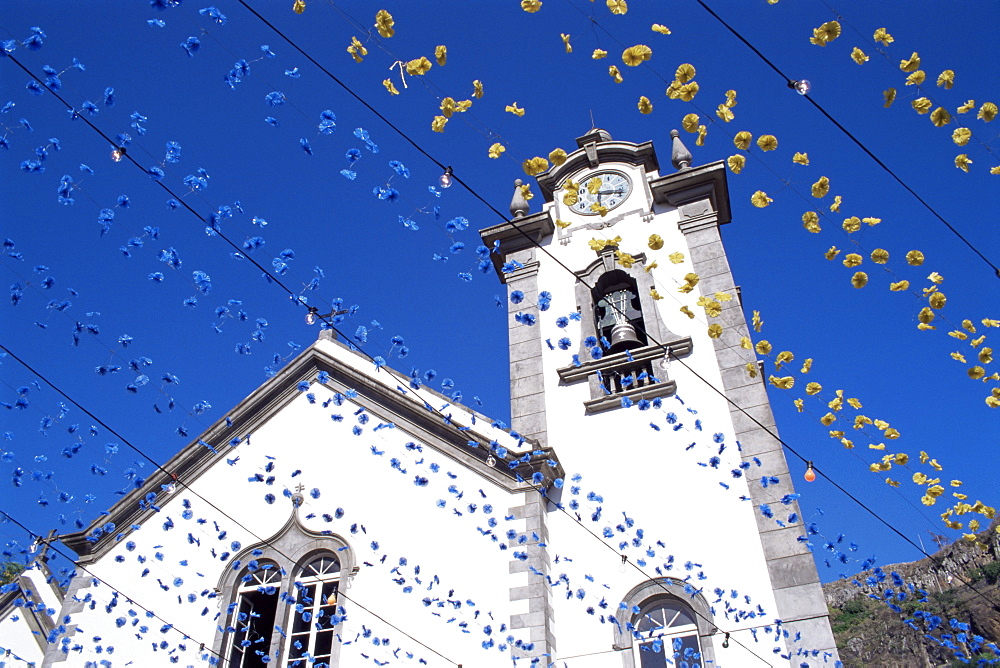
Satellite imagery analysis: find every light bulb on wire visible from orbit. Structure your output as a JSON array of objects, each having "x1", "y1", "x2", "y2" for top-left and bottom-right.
[
  {"x1": 804, "y1": 461, "x2": 816, "y2": 482},
  {"x1": 439, "y1": 166, "x2": 453, "y2": 189},
  {"x1": 788, "y1": 79, "x2": 811, "y2": 95},
  {"x1": 110, "y1": 147, "x2": 126, "y2": 162},
  {"x1": 163, "y1": 473, "x2": 179, "y2": 494},
  {"x1": 305, "y1": 306, "x2": 349, "y2": 326}
]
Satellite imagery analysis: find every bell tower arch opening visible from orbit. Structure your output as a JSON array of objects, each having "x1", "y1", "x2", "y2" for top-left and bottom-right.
[{"x1": 593, "y1": 267, "x2": 646, "y2": 354}]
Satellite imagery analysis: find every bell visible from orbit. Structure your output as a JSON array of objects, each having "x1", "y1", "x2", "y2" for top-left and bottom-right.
[{"x1": 609, "y1": 320, "x2": 641, "y2": 353}]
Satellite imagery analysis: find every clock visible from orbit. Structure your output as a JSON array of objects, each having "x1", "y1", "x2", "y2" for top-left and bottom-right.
[{"x1": 565, "y1": 170, "x2": 632, "y2": 216}]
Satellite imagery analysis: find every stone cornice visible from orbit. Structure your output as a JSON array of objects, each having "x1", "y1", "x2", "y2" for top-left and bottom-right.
[
  {"x1": 649, "y1": 160, "x2": 731, "y2": 226},
  {"x1": 556, "y1": 340, "x2": 693, "y2": 384},
  {"x1": 583, "y1": 380, "x2": 677, "y2": 414},
  {"x1": 479, "y1": 210, "x2": 554, "y2": 282}
]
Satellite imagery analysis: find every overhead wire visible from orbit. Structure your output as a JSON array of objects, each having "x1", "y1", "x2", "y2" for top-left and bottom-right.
[
  {"x1": 563, "y1": 0, "x2": 985, "y2": 363},
  {"x1": 816, "y1": 0, "x2": 999, "y2": 162},
  {"x1": 4, "y1": 5, "x2": 996, "y2": 659},
  {"x1": 0, "y1": 508, "x2": 228, "y2": 664},
  {"x1": 218, "y1": 1, "x2": 1000, "y2": 616},
  {"x1": 4, "y1": 1, "x2": 985, "y2": 633},
  {"x1": 692, "y1": 0, "x2": 1000, "y2": 279},
  {"x1": 0, "y1": 343, "x2": 462, "y2": 666},
  {"x1": 335, "y1": 590, "x2": 460, "y2": 666}
]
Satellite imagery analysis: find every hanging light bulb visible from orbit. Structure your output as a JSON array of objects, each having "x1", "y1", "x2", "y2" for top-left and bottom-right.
[
  {"x1": 110, "y1": 147, "x2": 126, "y2": 162},
  {"x1": 804, "y1": 461, "x2": 816, "y2": 482},
  {"x1": 788, "y1": 79, "x2": 811, "y2": 95},
  {"x1": 305, "y1": 307, "x2": 318, "y2": 325},
  {"x1": 618, "y1": 554, "x2": 628, "y2": 573},
  {"x1": 439, "y1": 166, "x2": 453, "y2": 189},
  {"x1": 722, "y1": 632, "x2": 730, "y2": 649},
  {"x1": 486, "y1": 454, "x2": 496, "y2": 468}
]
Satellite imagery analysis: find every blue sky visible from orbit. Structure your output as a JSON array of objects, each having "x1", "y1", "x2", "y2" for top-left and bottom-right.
[{"x1": 1, "y1": 0, "x2": 997, "y2": 587}]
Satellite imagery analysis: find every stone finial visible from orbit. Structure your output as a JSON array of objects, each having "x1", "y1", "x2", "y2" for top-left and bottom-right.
[
  {"x1": 510, "y1": 178, "x2": 529, "y2": 218},
  {"x1": 670, "y1": 129, "x2": 692, "y2": 170}
]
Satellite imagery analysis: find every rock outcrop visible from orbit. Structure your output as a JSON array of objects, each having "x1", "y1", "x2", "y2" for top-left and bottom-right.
[{"x1": 822, "y1": 519, "x2": 1000, "y2": 666}]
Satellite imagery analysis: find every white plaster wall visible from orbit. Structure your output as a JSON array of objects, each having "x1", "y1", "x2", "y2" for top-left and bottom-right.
[
  {"x1": 1, "y1": 563, "x2": 62, "y2": 667},
  {"x1": 508, "y1": 170, "x2": 788, "y2": 666},
  {"x1": 55, "y1": 341, "x2": 549, "y2": 667},
  {"x1": 43, "y1": 171, "x2": 800, "y2": 668},
  {"x1": 1, "y1": 604, "x2": 46, "y2": 666},
  {"x1": 20, "y1": 564, "x2": 63, "y2": 618}
]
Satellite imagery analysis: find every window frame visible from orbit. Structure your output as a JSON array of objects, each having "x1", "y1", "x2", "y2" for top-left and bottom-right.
[
  {"x1": 612, "y1": 578, "x2": 717, "y2": 668},
  {"x1": 212, "y1": 515, "x2": 355, "y2": 668},
  {"x1": 633, "y1": 596, "x2": 702, "y2": 667},
  {"x1": 223, "y1": 560, "x2": 283, "y2": 668},
  {"x1": 283, "y1": 552, "x2": 343, "y2": 668}
]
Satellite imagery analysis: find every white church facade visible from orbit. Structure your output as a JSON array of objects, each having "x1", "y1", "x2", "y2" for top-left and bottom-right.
[{"x1": 1, "y1": 130, "x2": 839, "y2": 667}]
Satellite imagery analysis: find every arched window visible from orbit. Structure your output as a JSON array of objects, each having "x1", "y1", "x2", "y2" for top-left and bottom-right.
[
  {"x1": 211, "y1": 515, "x2": 355, "y2": 668},
  {"x1": 633, "y1": 597, "x2": 701, "y2": 667},
  {"x1": 224, "y1": 560, "x2": 281, "y2": 668},
  {"x1": 285, "y1": 554, "x2": 342, "y2": 668},
  {"x1": 612, "y1": 578, "x2": 716, "y2": 668}
]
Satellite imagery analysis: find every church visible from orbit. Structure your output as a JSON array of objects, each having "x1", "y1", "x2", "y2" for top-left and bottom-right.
[{"x1": 0, "y1": 130, "x2": 840, "y2": 667}]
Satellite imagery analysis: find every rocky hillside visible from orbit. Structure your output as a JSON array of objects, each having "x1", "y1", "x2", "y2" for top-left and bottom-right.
[{"x1": 822, "y1": 519, "x2": 1000, "y2": 666}]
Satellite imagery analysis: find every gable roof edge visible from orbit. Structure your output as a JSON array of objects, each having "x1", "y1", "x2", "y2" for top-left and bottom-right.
[{"x1": 62, "y1": 338, "x2": 563, "y2": 561}]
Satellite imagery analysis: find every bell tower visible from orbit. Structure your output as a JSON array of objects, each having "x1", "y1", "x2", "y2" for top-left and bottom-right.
[{"x1": 480, "y1": 130, "x2": 840, "y2": 665}]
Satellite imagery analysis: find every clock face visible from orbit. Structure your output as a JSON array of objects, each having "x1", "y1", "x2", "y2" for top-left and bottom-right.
[{"x1": 566, "y1": 170, "x2": 632, "y2": 216}]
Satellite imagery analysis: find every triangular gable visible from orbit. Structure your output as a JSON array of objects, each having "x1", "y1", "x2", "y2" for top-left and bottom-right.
[{"x1": 61, "y1": 333, "x2": 562, "y2": 562}]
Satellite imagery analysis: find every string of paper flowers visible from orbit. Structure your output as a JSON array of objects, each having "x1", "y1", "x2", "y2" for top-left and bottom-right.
[{"x1": 3, "y1": 3, "x2": 996, "y2": 664}]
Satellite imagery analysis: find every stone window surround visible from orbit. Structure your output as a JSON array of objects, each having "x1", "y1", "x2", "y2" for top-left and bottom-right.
[
  {"x1": 556, "y1": 340, "x2": 691, "y2": 414},
  {"x1": 212, "y1": 510, "x2": 358, "y2": 667},
  {"x1": 611, "y1": 577, "x2": 717, "y2": 668},
  {"x1": 573, "y1": 247, "x2": 671, "y2": 354},
  {"x1": 559, "y1": 246, "x2": 692, "y2": 412}
]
